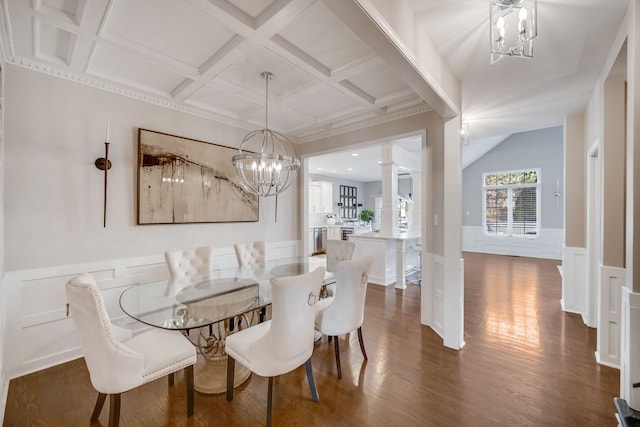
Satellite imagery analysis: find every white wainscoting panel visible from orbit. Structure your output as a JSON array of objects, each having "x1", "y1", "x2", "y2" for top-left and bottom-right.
[
  {"x1": 421, "y1": 252, "x2": 433, "y2": 326},
  {"x1": 561, "y1": 246, "x2": 587, "y2": 318},
  {"x1": 3, "y1": 241, "x2": 298, "y2": 379},
  {"x1": 351, "y1": 237, "x2": 396, "y2": 286},
  {"x1": 621, "y1": 288, "x2": 640, "y2": 409},
  {"x1": 431, "y1": 254, "x2": 445, "y2": 338},
  {"x1": 1, "y1": 276, "x2": 7, "y2": 421},
  {"x1": 462, "y1": 226, "x2": 563, "y2": 260},
  {"x1": 596, "y1": 265, "x2": 624, "y2": 368}
]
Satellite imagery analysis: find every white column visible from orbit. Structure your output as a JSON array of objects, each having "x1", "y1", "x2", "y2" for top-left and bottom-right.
[
  {"x1": 623, "y1": 0, "x2": 640, "y2": 408},
  {"x1": 442, "y1": 117, "x2": 465, "y2": 350},
  {"x1": 395, "y1": 239, "x2": 407, "y2": 289},
  {"x1": 380, "y1": 145, "x2": 399, "y2": 236}
]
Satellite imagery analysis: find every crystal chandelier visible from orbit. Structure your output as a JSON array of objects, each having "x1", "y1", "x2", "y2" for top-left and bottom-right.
[
  {"x1": 232, "y1": 72, "x2": 300, "y2": 198},
  {"x1": 490, "y1": 0, "x2": 537, "y2": 64}
]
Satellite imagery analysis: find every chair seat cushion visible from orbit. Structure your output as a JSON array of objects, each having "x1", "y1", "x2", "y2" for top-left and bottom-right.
[
  {"x1": 225, "y1": 321, "x2": 271, "y2": 374},
  {"x1": 125, "y1": 329, "x2": 196, "y2": 384}
]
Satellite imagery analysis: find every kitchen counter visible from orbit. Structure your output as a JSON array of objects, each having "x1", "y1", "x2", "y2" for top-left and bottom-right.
[
  {"x1": 355, "y1": 230, "x2": 420, "y2": 240},
  {"x1": 308, "y1": 224, "x2": 372, "y2": 243},
  {"x1": 308, "y1": 224, "x2": 371, "y2": 228},
  {"x1": 350, "y1": 231, "x2": 421, "y2": 289}
]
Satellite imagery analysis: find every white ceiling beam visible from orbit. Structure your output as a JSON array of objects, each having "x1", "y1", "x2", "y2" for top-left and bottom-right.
[
  {"x1": 322, "y1": 0, "x2": 457, "y2": 118},
  {"x1": 185, "y1": 0, "x2": 255, "y2": 36},
  {"x1": 171, "y1": 35, "x2": 246, "y2": 102},
  {"x1": 171, "y1": 0, "x2": 316, "y2": 104}
]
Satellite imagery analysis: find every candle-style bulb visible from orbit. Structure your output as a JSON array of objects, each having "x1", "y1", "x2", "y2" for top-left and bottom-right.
[{"x1": 105, "y1": 119, "x2": 110, "y2": 143}]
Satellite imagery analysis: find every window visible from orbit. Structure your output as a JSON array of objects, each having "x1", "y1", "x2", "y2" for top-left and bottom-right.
[
  {"x1": 339, "y1": 185, "x2": 357, "y2": 219},
  {"x1": 483, "y1": 169, "x2": 540, "y2": 237}
]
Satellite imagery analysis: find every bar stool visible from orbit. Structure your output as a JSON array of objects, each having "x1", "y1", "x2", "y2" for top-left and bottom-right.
[{"x1": 409, "y1": 243, "x2": 422, "y2": 284}]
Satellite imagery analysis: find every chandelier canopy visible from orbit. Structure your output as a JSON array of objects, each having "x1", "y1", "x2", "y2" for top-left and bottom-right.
[
  {"x1": 490, "y1": 0, "x2": 537, "y2": 64},
  {"x1": 232, "y1": 72, "x2": 300, "y2": 198}
]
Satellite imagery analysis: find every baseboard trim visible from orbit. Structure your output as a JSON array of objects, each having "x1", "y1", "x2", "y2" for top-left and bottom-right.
[{"x1": 595, "y1": 351, "x2": 621, "y2": 370}]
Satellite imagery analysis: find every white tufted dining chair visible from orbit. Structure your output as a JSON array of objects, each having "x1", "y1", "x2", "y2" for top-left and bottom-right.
[
  {"x1": 164, "y1": 246, "x2": 214, "y2": 281},
  {"x1": 225, "y1": 266, "x2": 325, "y2": 427},
  {"x1": 233, "y1": 240, "x2": 266, "y2": 266},
  {"x1": 315, "y1": 256, "x2": 372, "y2": 379},
  {"x1": 324, "y1": 239, "x2": 356, "y2": 297},
  {"x1": 65, "y1": 273, "x2": 197, "y2": 427},
  {"x1": 325, "y1": 240, "x2": 356, "y2": 273}
]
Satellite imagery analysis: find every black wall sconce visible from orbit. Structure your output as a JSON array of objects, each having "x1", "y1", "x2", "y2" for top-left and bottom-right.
[{"x1": 94, "y1": 120, "x2": 112, "y2": 227}]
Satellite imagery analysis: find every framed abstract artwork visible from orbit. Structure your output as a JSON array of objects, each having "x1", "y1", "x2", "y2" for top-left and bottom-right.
[{"x1": 137, "y1": 128, "x2": 259, "y2": 224}]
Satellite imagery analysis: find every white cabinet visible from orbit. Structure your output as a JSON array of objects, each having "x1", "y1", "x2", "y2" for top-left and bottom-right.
[
  {"x1": 320, "y1": 182, "x2": 333, "y2": 212},
  {"x1": 308, "y1": 229, "x2": 314, "y2": 255},
  {"x1": 327, "y1": 227, "x2": 341, "y2": 240},
  {"x1": 309, "y1": 185, "x2": 321, "y2": 213},
  {"x1": 309, "y1": 182, "x2": 333, "y2": 213},
  {"x1": 353, "y1": 225, "x2": 372, "y2": 235}
]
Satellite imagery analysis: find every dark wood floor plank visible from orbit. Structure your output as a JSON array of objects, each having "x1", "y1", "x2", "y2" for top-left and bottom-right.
[{"x1": 3, "y1": 253, "x2": 619, "y2": 426}]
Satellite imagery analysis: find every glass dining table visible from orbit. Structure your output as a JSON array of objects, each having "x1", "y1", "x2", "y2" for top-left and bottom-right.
[{"x1": 119, "y1": 256, "x2": 332, "y2": 394}]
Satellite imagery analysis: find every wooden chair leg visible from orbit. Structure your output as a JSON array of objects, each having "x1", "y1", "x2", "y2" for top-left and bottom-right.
[
  {"x1": 226, "y1": 356, "x2": 235, "y2": 402},
  {"x1": 357, "y1": 326, "x2": 368, "y2": 360},
  {"x1": 305, "y1": 358, "x2": 320, "y2": 402},
  {"x1": 185, "y1": 365, "x2": 194, "y2": 417},
  {"x1": 334, "y1": 336, "x2": 342, "y2": 379},
  {"x1": 90, "y1": 392, "x2": 107, "y2": 422},
  {"x1": 108, "y1": 393, "x2": 121, "y2": 427},
  {"x1": 168, "y1": 372, "x2": 175, "y2": 387},
  {"x1": 267, "y1": 377, "x2": 274, "y2": 427}
]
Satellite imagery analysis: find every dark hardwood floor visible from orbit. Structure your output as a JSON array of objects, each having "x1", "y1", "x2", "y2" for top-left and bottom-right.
[{"x1": 3, "y1": 252, "x2": 619, "y2": 426}]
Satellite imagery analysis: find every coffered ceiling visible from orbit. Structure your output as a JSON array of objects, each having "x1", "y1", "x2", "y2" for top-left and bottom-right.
[
  {"x1": 0, "y1": 0, "x2": 631, "y2": 181},
  {"x1": 2, "y1": 0, "x2": 432, "y2": 143}
]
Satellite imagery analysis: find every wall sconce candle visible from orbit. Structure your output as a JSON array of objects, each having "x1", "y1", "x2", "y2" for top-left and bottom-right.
[{"x1": 95, "y1": 120, "x2": 112, "y2": 227}]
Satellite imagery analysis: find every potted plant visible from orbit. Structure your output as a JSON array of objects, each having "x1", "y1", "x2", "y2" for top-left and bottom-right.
[{"x1": 360, "y1": 209, "x2": 374, "y2": 224}]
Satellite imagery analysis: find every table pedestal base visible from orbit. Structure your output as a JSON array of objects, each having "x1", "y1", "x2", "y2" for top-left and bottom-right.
[{"x1": 194, "y1": 353, "x2": 250, "y2": 394}]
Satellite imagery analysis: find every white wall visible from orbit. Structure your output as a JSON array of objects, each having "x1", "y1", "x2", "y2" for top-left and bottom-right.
[
  {"x1": 1, "y1": 65, "x2": 302, "y2": 380},
  {"x1": 0, "y1": 63, "x2": 6, "y2": 418},
  {"x1": 4, "y1": 65, "x2": 300, "y2": 271}
]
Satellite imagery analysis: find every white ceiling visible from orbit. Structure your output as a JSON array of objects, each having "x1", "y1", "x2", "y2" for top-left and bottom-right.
[
  {"x1": 308, "y1": 134, "x2": 421, "y2": 182},
  {"x1": 408, "y1": 0, "x2": 629, "y2": 167},
  {"x1": 0, "y1": 0, "x2": 630, "y2": 181}
]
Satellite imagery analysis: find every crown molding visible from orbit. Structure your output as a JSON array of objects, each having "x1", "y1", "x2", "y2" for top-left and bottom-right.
[
  {"x1": 6, "y1": 55, "x2": 255, "y2": 131},
  {"x1": 295, "y1": 104, "x2": 432, "y2": 143},
  {"x1": 7, "y1": 55, "x2": 433, "y2": 144}
]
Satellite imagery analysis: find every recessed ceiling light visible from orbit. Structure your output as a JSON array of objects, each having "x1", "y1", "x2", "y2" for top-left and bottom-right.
[
  {"x1": 351, "y1": 153, "x2": 359, "y2": 157},
  {"x1": 317, "y1": 167, "x2": 323, "y2": 170},
  {"x1": 377, "y1": 161, "x2": 382, "y2": 164},
  {"x1": 347, "y1": 168, "x2": 353, "y2": 171}
]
